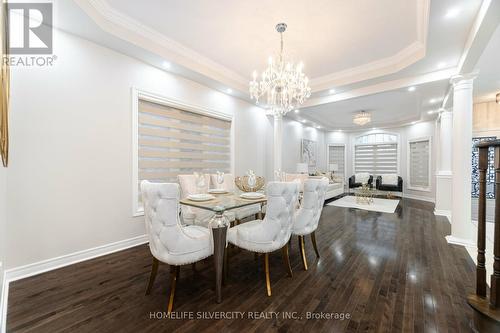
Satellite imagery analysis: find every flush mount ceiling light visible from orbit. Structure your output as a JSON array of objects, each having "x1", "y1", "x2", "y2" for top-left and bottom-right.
[
  {"x1": 437, "y1": 62, "x2": 447, "y2": 69},
  {"x1": 249, "y1": 23, "x2": 311, "y2": 116},
  {"x1": 445, "y1": 8, "x2": 461, "y2": 19},
  {"x1": 353, "y1": 110, "x2": 371, "y2": 126},
  {"x1": 408, "y1": 86, "x2": 416, "y2": 92}
]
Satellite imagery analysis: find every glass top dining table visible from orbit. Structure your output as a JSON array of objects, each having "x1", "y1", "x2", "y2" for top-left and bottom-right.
[
  {"x1": 179, "y1": 191, "x2": 267, "y2": 213},
  {"x1": 178, "y1": 191, "x2": 267, "y2": 305}
]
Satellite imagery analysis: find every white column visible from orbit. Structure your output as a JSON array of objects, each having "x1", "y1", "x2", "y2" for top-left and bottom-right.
[
  {"x1": 446, "y1": 73, "x2": 477, "y2": 246},
  {"x1": 273, "y1": 114, "x2": 283, "y2": 173},
  {"x1": 434, "y1": 110, "x2": 453, "y2": 217}
]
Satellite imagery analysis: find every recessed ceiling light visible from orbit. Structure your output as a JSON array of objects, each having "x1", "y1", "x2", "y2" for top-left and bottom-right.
[
  {"x1": 301, "y1": 120, "x2": 306, "y2": 124},
  {"x1": 411, "y1": 121, "x2": 417, "y2": 125},
  {"x1": 372, "y1": 128, "x2": 377, "y2": 130},
  {"x1": 437, "y1": 62, "x2": 447, "y2": 69},
  {"x1": 329, "y1": 89, "x2": 335, "y2": 94},
  {"x1": 408, "y1": 86, "x2": 416, "y2": 92},
  {"x1": 429, "y1": 98, "x2": 440, "y2": 104},
  {"x1": 295, "y1": 109, "x2": 299, "y2": 113},
  {"x1": 427, "y1": 110, "x2": 435, "y2": 114},
  {"x1": 226, "y1": 88, "x2": 232, "y2": 94},
  {"x1": 316, "y1": 126, "x2": 321, "y2": 129},
  {"x1": 445, "y1": 8, "x2": 461, "y2": 19},
  {"x1": 162, "y1": 61, "x2": 171, "y2": 69}
]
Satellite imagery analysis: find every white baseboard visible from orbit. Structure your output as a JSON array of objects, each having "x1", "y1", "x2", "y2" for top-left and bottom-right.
[
  {"x1": 403, "y1": 193, "x2": 435, "y2": 203},
  {"x1": 1, "y1": 234, "x2": 148, "y2": 333},
  {"x1": 434, "y1": 209, "x2": 451, "y2": 223},
  {"x1": 5, "y1": 234, "x2": 148, "y2": 282},
  {"x1": 445, "y1": 235, "x2": 475, "y2": 247}
]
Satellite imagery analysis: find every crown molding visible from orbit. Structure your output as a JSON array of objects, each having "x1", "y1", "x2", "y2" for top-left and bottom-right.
[
  {"x1": 73, "y1": 0, "x2": 249, "y2": 92},
  {"x1": 74, "y1": 0, "x2": 430, "y2": 95},
  {"x1": 312, "y1": 0, "x2": 429, "y2": 90},
  {"x1": 303, "y1": 67, "x2": 456, "y2": 108}
]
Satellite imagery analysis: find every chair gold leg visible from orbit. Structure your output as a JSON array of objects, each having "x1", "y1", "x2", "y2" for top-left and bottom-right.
[
  {"x1": 311, "y1": 231, "x2": 320, "y2": 258},
  {"x1": 298, "y1": 236, "x2": 308, "y2": 271},
  {"x1": 167, "y1": 266, "x2": 180, "y2": 314},
  {"x1": 281, "y1": 244, "x2": 293, "y2": 277},
  {"x1": 145, "y1": 257, "x2": 159, "y2": 295},
  {"x1": 264, "y1": 253, "x2": 271, "y2": 296}
]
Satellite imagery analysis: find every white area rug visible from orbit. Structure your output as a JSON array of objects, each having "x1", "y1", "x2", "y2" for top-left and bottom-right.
[{"x1": 328, "y1": 195, "x2": 400, "y2": 213}]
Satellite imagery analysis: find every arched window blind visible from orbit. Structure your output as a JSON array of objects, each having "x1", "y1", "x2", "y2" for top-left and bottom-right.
[{"x1": 354, "y1": 133, "x2": 398, "y2": 176}]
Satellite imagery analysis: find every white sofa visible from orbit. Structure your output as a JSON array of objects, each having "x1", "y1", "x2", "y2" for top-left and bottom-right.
[
  {"x1": 324, "y1": 182, "x2": 344, "y2": 200},
  {"x1": 309, "y1": 176, "x2": 344, "y2": 200}
]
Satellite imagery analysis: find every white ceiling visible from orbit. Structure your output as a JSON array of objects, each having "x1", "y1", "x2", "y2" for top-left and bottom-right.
[
  {"x1": 293, "y1": 80, "x2": 448, "y2": 130},
  {"x1": 105, "y1": 0, "x2": 419, "y2": 80},
  {"x1": 54, "y1": 0, "x2": 496, "y2": 129}
]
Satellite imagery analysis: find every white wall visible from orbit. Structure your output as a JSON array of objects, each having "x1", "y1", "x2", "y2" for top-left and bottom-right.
[
  {"x1": 281, "y1": 118, "x2": 327, "y2": 174},
  {"x1": 5, "y1": 29, "x2": 270, "y2": 269},
  {"x1": 324, "y1": 121, "x2": 437, "y2": 201}
]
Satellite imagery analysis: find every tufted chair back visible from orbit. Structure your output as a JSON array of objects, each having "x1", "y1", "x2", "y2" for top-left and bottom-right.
[
  {"x1": 262, "y1": 181, "x2": 300, "y2": 249},
  {"x1": 284, "y1": 173, "x2": 309, "y2": 192},
  {"x1": 178, "y1": 174, "x2": 212, "y2": 225},
  {"x1": 209, "y1": 173, "x2": 235, "y2": 192},
  {"x1": 140, "y1": 181, "x2": 212, "y2": 264},
  {"x1": 293, "y1": 177, "x2": 329, "y2": 235}
]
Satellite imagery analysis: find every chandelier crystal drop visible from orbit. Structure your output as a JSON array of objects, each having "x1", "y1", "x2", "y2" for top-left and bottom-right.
[
  {"x1": 353, "y1": 111, "x2": 371, "y2": 126},
  {"x1": 249, "y1": 23, "x2": 311, "y2": 116}
]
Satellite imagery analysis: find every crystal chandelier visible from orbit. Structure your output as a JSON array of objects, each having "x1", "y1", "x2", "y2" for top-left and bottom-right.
[
  {"x1": 249, "y1": 23, "x2": 311, "y2": 116},
  {"x1": 353, "y1": 111, "x2": 371, "y2": 126}
]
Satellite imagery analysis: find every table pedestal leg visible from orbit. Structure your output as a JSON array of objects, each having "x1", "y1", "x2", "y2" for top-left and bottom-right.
[{"x1": 212, "y1": 225, "x2": 227, "y2": 303}]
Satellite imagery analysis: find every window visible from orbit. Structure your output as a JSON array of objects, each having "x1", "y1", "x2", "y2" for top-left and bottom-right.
[
  {"x1": 472, "y1": 136, "x2": 496, "y2": 199},
  {"x1": 328, "y1": 145, "x2": 345, "y2": 179},
  {"x1": 354, "y1": 133, "x2": 398, "y2": 176},
  {"x1": 408, "y1": 138, "x2": 431, "y2": 191},
  {"x1": 133, "y1": 91, "x2": 232, "y2": 215}
]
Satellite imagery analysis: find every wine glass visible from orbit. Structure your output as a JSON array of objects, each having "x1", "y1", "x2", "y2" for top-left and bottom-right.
[
  {"x1": 247, "y1": 170, "x2": 256, "y2": 192},
  {"x1": 274, "y1": 169, "x2": 284, "y2": 182},
  {"x1": 216, "y1": 171, "x2": 225, "y2": 190},
  {"x1": 194, "y1": 172, "x2": 206, "y2": 194}
]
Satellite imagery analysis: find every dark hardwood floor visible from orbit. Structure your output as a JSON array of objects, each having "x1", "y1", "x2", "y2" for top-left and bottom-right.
[{"x1": 7, "y1": 198, "x2": 476, "y2": 332}]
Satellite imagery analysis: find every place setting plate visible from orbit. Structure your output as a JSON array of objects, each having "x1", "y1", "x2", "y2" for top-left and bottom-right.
[
  {"x1": 239, "y1": 192, "x2": 265, "y2": 200},
  {"x1": 187, "y1": 194, "x2": 215, "y2": 202},
  {"x1": 208, "y1": 189, "x2": 229, "y2": 194}
]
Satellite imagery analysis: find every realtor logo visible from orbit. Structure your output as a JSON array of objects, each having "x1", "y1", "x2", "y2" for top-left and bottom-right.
[{"x1": 8, "y1": 2, "x2": 53, "y2": 54}]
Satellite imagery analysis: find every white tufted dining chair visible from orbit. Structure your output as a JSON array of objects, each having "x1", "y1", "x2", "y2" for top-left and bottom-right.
[
  {"x1": 226, "y1": 181, "x2": 299, "y2": 296},
  {"x1": 292, "y1": 177, "x2": 329, "y2": 270},
  {"x1": 210, "y1": 173, "x2": 262, "y2": 224},
  {"x1": 284, "y1": 173, "x2": 309, "y2": 192},
  {"x1": 178, "y1": 174, "x2": 235, "y2": 227},
  {"x1": 141, "y1": 181, "x2": 213, "y2": 313}
]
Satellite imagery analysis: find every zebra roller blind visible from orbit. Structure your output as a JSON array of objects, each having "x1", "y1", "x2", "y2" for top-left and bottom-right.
[
  {"x1": 408, "y1": 139, "x2": 430, "y2": 190},
  {"x1": 137, "y1": 99, "x2": 231, "y2": 205},
  {"x1": 354, "y1": 143, "x2": 398, "y2": 176},
  {"x1": 328, "y1": 145, "x2": 345, "y2": 178}
]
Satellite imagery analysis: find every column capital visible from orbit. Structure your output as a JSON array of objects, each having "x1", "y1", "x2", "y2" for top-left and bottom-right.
[
  {"x1": 450, "y1": 71, "x2": 479, "y2": 87},
  {"x1": 440, "y1": 109, "x2": 452, "y2": 120}
]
